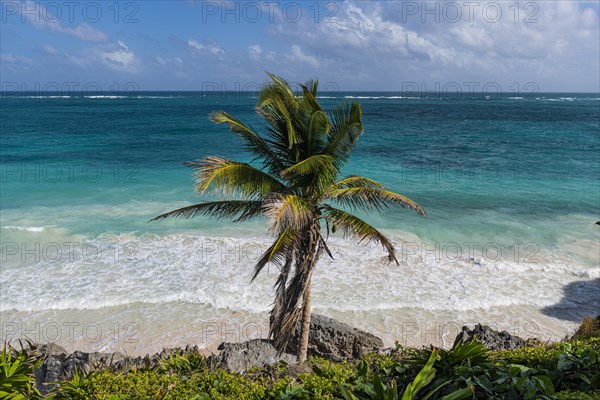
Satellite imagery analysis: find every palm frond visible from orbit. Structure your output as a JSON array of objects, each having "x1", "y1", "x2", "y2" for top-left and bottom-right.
[
  {"x1": 280, "y1": 154, "x2": 336, "y2": 179},
  {"x1": 187, "y1": 156, "x2": 287, "y2": 198},
  {"x1": 150, "y1": 200, "x2": 263, "y2": 222},
  {"x1": 270, "y1": 253, "x2": 293, "y2": 339},
  {"x1": 262, "y1": 194, "x2": 313, "y2": 233},
  {"x1": 331, "y1": 175, "x2": 387, "y2": 189},
  {"x1": 265, "y1": 72, "x2": 297, "y2": 102},
  {"x1": 258, "y1": 74, "x2": 301, "y2": 150},
  {"x1": 251, "y1": 227, "x2": 296, "y2": 281},
  {"x1": 305, "y1": 110, "x2": 330, "y2": 155},
  {"x1": 259, "y1": 97, "x2": 300, "y2": 149},
  {"x1": 325, "y1": 187, "x2": 426, "y2": 216},
  {"x1": 299, "y1": 82, "x2": 324, "y2": 115},
  {"x1": 270, "y1": 222, "x2": 322, "y2": 353},
  {"x1": 272, "y1": 304, "x2": 303, "y2": 353},
  {"x1": 300, "y1": 80, "x2": 319, "y2": 98},
  {"x1": 326, "y1": 101, "x2": 364, "y2": 165},
  {"x1": 322, "y1": 206, "x2": 398, "y2": 263},
  {"x1": 209, "y1": 111, "x2": 285, "y2": 171}
]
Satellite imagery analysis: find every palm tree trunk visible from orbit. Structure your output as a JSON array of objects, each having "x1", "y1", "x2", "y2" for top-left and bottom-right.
[{"x1": 297, "y1": 274, "x2": 312, "y2": 362}]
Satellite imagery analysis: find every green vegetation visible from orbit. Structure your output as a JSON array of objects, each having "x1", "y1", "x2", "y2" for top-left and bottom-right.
[
  {"x1": 151, "y1": 73, "x2": 425, "y2": 361},
  {"x1": 570, "y1": 316, "x2": 600, "y2": 341},
  {"x1": 3, "y1": 317, "x2": 599, "y2": 399},
  {"x1": 0, "y1": 341, "x2": 42, "y2": 399}
]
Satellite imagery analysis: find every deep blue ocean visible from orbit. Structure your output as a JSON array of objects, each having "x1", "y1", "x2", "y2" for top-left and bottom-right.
[{"x1": 1, "y1": 92, "x2": 599, "y2": 353}]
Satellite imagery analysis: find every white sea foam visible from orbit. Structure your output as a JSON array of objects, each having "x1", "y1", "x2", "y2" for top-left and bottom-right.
[
  {"x1": 21, "y1": 96, "x2": 72, "y2": 99},
  {"x1": 343, "y1": 96, "x2": 421, "y2": 100},
  {"x1": 1, "y1": 233, "x2": 597, "y2": 316},
  {"x1": 135, "y1": 96, "x2": 183, "y2": 99},
  {"x1": 2, "y1": 225, "x2": 48, "y2": 232},
  {"x1": 84, "y1": 95, "x2": 128, "y2": 99}
]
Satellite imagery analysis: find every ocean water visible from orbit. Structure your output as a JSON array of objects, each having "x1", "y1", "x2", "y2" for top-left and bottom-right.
[{"x1": 1, "y1": 92, "x2": 599, "y2": 354}]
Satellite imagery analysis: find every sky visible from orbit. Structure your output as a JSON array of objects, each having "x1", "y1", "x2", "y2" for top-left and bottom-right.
[{"x1": 1, "y1": 0, "x2": 599, "y2": 92}]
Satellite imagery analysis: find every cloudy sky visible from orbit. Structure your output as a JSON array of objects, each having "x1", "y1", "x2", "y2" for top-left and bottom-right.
[{"x1": 1, "y1": 0, "x2": 599, "y2": 92}]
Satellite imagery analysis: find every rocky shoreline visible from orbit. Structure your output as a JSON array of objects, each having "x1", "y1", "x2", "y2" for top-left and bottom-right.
[{"x1": 25, "y1": 315, "x2": 535, "y2": 395}]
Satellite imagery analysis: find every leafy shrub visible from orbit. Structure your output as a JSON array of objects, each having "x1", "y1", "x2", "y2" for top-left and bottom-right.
[
  {"x1": 554, "y1": 389, "x2": 600, "y2": 399},
  {"x1": 338, "y1": 350, "x2": 473, "y2": 400},
  {"x1": 495, "y1": 338, "x2": 600, "y2": 393},
  {"x1": 158, "y1": 349, "x2": 208, "y2": 373},
  {"x1": 0, "y1": 342, "x2": 42, "y2": 399},
  {"x1": 78, "y1": 366, "x2": 269, "y2": 399},
  {"x1": 51, "y1": 369, "x2": 96, "y2": 400}
]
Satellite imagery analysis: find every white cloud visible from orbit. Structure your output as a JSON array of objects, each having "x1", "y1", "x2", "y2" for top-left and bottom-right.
[
  {"x1": 248, "y1": 44, "x2": 263, "y2": 56},
  {"x1": 5, "y1": 1, "x2": 597, "y2": 91},
  {"x1": 449, "y1": 26, "x2": 493, "y2": 51},
  {"x1": 187, "y1": 38, "x2": 204, "y2": 51},
  {"x1": 263, "y1": 0, "x2": 599, "y2": 90},
  {"x1": 41, "y1": 44, "x2": 59, "y2": 55},
  {"x1": 0, "y1": 52, "x2": 36, "y2": 74},
  {"x1": 65, "y1": 23, "x2": 109, "y2": 42},
  {"x1": 37, "y1": 44, "x2": 92, "y2": 68},
  {"x1": 188, "y1": 39, "x2": 225, "y2": 56},
  {"x1": 97, "y1": 41, "x2": 136, "y2": 72},
  {"x1": 287, "y1": 45, "x2": 320, "y2": 68},
  {"x1": 41, "y1": 41, "x2": 139, "y2": 73},
  {"x1": 0, "y1": 53, "x2": 34, "y2": 65},
  {"x1": 155, "y1": 56, "x2": 183, "y2": 66},
  {"x1": 20, "y1": 1, "x2": 108, "y2": 42}
]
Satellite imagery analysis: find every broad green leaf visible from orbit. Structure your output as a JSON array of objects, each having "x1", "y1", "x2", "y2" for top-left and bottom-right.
[
  {"x1": 533, "y1": 375, "x2": 554, "y2": 395},
  {"x1": 440, "y1": 386, "x2": 473, "y2": 400}
]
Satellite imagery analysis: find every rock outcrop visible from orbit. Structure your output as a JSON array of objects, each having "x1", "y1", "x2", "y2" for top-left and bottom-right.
[
  {"x1": 215, "y1": 339, "x2": 295, "y2": 372},
  {"x1": 454, "y1": 324, "x2": 527, "y2": 350},
  {"x1": 286, "y1": 314, "x2": 384, "y2": 360},
  {"x1": 30, "y1": 343, "x2": 204, "y2": 395}
]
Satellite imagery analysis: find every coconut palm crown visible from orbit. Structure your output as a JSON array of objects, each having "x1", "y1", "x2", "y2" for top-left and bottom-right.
[{"x1": 151, "y1": 73, "x2": 426, "y2": 361}]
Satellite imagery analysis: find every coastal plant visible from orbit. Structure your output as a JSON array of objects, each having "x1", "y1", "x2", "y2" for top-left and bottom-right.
[
  {"x1": 158, "y1": 349, "x2": 207, "y2": 373},
  {"x1": 286, "y1": 358, "x2": 356, "y2": 399},
  {"x1": 409, "y1": 340, "x2": 556, "y2": 399},
  {"x1": 338, "y1": 350, "x2": 473, "y2": 400},
  {"x1": 409, "y1": 338, "x2": 491, "y2": 370},
  {"x1": 553, "y1": 389, "x2": 600, "y2": 399},
  {"x1": 80, "y1": 367, "x2": 268, "y2": 400},
  {"x1": 552, "y1": 345, "x2": 600, "y2": 392},
  {"x1": 50, "y1": 369, "x2": 96, "y2": 400},
  {"x1": 0, "y1": 341, "x2": 42, "y2": 400},
  {"x1": 274, "y1": 382, "x2": 309, "y2": 400},
  {"x1": 151, "y1": 73, "x2": 425, "y2": 361},
  {"x1": 450, "y1": 362, "x2": 556, "y2": 399},
  {"x1": 494, "y1": 337, "x2": 600, "y2": 393}
]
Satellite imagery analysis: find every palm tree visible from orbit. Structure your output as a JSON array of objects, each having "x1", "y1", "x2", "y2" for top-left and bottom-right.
[{"x1": 151, "y1": 73, "x2": 426, "y2": 362}]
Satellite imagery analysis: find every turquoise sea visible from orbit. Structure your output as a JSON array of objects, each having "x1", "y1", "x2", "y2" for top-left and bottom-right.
[{"x1": 1, "y1": 92, "x2": 599, "y2": 354}]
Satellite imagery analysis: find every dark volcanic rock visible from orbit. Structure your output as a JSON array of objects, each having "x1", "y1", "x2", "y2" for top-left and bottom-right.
[
  {"x1": 33, "y1": 345, "x2": 127, "y2": 395},
  {"x1": 35, "y1": 343, "x2": 67, "y2": 356},
  {"x1": 454, "y1": 324, "x2": 527, "y2": 351},
  {"x1": 31, "y1": 343, "x2": 218, "y2": 393},
  {"x1": 286, "y1": 314, "x2": 384, "y2": 360},
  {"x1": 28, "y1": 315, "x2": 384, "y2": 393},
  {"x1": 215, "y1": 339, "x2": 295, "y2": 373}
]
